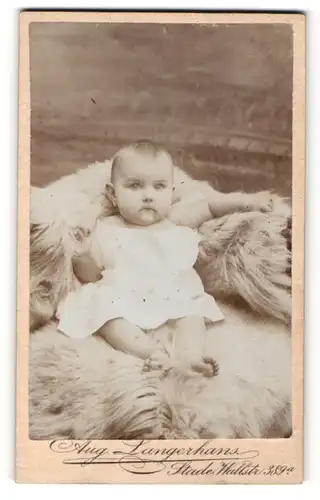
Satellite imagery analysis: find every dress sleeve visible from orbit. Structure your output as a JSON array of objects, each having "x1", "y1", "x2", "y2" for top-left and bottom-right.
[
  {"x1": 171, "y1": 227, "x2": 201, "y2": 270},
  {"x1": 88, "y1": 220, "x2": 106, "y2": 269},
  {"x1": 89, "y1": 219, "x2": 115, "y2": 269},
  {"x1": 168, "y1": 192, "x2": 212, "y2": 229}
]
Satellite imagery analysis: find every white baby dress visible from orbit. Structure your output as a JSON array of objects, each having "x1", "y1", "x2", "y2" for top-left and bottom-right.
[{"x1": 57, "y1": 219, "x2": 224, "y2": 339}]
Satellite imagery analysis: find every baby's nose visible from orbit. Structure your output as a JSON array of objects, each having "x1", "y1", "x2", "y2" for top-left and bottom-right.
[{"x1": 142, "y1": 191, "x2": 154, "y2": 202}]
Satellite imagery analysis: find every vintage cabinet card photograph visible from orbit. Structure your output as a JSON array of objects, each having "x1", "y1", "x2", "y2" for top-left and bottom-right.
[{"x1": 16, "y1": 11, "x2": 305, "y2": 484}]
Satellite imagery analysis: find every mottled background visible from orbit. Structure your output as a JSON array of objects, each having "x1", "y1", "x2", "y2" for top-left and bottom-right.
[{"x1": 30, "y1": 22, "x2": 293, "y2": 197}]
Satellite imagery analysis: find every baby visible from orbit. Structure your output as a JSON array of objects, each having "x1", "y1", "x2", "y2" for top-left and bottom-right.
[{"x1": 58, "y1": 140, "x2": 272, "y2": 377}]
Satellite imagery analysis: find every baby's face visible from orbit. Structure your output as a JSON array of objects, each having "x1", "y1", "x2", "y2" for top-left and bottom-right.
[{"x1": 113, "y1": 151, "x2": 174, "y2": 226}]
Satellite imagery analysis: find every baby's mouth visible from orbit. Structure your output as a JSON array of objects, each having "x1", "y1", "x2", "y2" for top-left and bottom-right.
[{"x1": 140, "y1": 207, "x2": 156, "y2": 213}]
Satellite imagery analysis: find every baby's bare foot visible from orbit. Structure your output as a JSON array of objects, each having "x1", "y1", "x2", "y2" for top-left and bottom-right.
[
  {"x1": 189, "y1": 357, "x2": 220, "y2": 377},
  {"x1": 202, "y1": 357, "x2": 220, "y2": 376}
]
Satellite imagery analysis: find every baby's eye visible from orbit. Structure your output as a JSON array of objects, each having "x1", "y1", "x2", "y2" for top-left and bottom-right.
[
  {"x1": 127, "y1": 181, "x2": 141, "y2": 190},
  {"x1": 154, "y1": 183, "x2": 167, "y2": 190}
]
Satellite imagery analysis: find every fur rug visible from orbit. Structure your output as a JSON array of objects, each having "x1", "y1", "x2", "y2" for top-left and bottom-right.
[{"x1": 29, "y1": 161, "x2": 292, "y2": 439}]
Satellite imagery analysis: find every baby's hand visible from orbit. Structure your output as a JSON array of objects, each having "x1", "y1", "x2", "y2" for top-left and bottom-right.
[
  {"x1": 73, "y1": 226, "x2": 91, "y2": 245},
  {"x1": 245, "y1": 191, "x2": 274, "y2": 213},
  {"x1": 142, "y1": 350, "x2": 169, "y2": 372}
]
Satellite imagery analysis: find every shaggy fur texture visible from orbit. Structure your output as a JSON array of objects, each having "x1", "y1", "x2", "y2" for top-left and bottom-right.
[
  {"x1": 197, "y1": 212, "x2": 291, "y2": 324},
  {"x1": 29, "y1": 161, "x2": 292, "y2": 439},
  {"x1": 30, "y1": 309, "x2": 291, "y2": 440}
]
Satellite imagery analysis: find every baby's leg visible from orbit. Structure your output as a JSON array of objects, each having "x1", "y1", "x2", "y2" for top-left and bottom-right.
[
  {"x1": 97, "y1": 318, "x2": 156, "y2": 360},
  {"x1": 172, "y1": 316, "x2": 219, "y2": 377}
]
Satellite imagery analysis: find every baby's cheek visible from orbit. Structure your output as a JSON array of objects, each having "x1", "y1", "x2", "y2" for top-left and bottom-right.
[
  {"x1": 119, "y1": 191, "x2": 135, "y2": 210},
  {"x1": 129, "y1": 195, "x2": 143, "y2": 213},
  {"x1": 163, "y1": 193, "x2": 175, "y2": 212}
]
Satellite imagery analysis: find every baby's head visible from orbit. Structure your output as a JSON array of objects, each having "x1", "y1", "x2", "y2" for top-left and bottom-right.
[{"x1": 107, "y1": 140, "x2": 174, "y2": 226}]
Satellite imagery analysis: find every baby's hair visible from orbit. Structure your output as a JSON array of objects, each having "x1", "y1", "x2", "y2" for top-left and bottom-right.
[{"x1": 110, "y1": 140, "x2": 172, "y2": 184}]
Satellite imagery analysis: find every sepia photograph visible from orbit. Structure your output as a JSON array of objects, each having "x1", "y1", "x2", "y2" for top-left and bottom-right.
[{"x1": 27, "y1": 19, "x2": 295, "y2": 444}]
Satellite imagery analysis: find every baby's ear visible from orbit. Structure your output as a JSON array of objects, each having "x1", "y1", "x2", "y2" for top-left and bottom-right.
[{"x1": 105, "y1": 183, "x2": 117, "y2": 207}]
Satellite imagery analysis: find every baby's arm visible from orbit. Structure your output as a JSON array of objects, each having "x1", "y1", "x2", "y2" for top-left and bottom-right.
[
  {"x1": 72, "y1": 251, "x2": 103, "y2": 284},
  {"x1": 72, "y1": 221, "x2": 114, "y2": 284},
  {"x1": 168, "y1": 189, "x2": 273, "y2": 227},
  {"x1": 168, "y1": 195, "x2": 212, "y2": 228},
  {"x1": 71, "y1": 226, "x2": 105, "y2": 283},
  {"x1": 208, "y1": 190, "x2": 272, "y2": 218}
]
